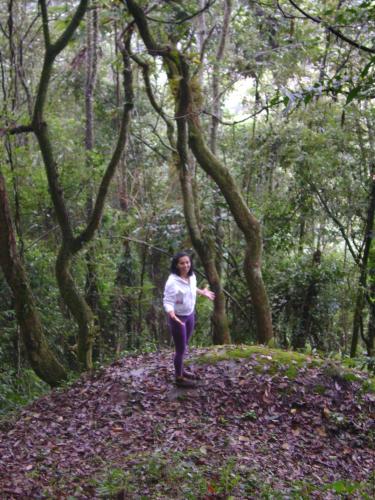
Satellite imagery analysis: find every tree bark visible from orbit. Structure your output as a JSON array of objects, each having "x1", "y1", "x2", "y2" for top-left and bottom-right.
[
  {"x1": 179, "y1": 164, "x2": 230, "y2": 343},
  {"x1": 188, "y1": 117, "x2": 273, "y2": 343},
  {"x1": 0, "y1": 172, "x2": 67, "y2": 386},
  {"x1": 366, "y1": 273, "x2": 375, "y2": 357}
]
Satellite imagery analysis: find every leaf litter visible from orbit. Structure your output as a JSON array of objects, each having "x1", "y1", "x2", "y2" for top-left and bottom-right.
[{"x1": 0, "y1": 347, "x2": 374, "y2": 498}]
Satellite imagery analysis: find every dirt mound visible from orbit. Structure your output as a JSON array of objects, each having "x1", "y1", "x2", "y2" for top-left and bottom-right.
[{"x1": 0, "y1": 347, "x2": 374, "y2": 498}]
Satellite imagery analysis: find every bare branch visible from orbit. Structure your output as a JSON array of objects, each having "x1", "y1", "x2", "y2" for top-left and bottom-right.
[
  {"x1": 0, "y1": 124, "x2": 34, "y2": 136},
  {"x1": 145, "y1": 1, "x2": 216, "y2": 25},
  {"x1": 0, "y1": 20, "x2": 8, "y2": 39},
  {"x1": 202, "y1": 102, "x2": 280, "y2": 125},
  {"x1": 276, "y1": 1, "x2": 305, "y2": 20},
  {"x1": 148, "y1": 125, "x2": 177, "y2": 154},
  {"x1": 51, "y1": 0, "x2": 89, "y2": 56},
  {"x1": 288, "y1": 0, "x2": 375, "y2": 55},
  {"x1": 39, "y1": 0, "x2": 51, "y2": 48},
  {"x1": 131, "y1": 131, "x2": 170, "y2": 162},
  {"x1": 199, "y1": 24, "x2": 216, "y2": 62},
  {"x1": 310, "y1": 182, "x2": 360, "y2": 265},
  {"x1": 21, "y1": 12, "x2": 41, "y2": 43}
]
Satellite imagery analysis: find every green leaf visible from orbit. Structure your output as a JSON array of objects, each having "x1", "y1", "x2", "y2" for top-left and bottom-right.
[
  {"x1": 329, "y1": 480, "x2": 358, "y2": 494},
  {"x1": 269, "y1": 95, "x2": 280, "y2": 106},
  {"x1": 361, "y1": 57, "x2": 375, "y2": 78},
  {"x1": 346, "y1": 86, "x2": 361, "y2": 104}
]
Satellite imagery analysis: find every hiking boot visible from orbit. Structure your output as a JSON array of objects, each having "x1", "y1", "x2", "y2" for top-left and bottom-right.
[
  {"x1": 175, "y1": 377, "x2": 196, "y2": 388},
  {"x1": 183, "y1": 370, "x2": 201, "y2": 380}
]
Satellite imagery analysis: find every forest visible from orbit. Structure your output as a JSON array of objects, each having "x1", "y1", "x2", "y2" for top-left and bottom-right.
[{"x1": 0, "y1": 0, "x2": 374, "y2": 498}]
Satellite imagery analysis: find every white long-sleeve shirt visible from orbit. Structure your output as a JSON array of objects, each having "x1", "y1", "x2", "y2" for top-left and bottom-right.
[{"x1": 163, "y1": 273, "x2": 197, "y2": 316}]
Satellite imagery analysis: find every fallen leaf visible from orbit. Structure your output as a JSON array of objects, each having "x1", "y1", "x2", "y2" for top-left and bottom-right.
[
  {"x1": 322, "y1": 407, "x2": 330, "y2": 419},
  {"x1": 317, "y1": 427, "x2": 327, "y2": 437}
]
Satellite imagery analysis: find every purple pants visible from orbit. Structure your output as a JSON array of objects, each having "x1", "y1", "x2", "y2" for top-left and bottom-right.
[{"x1": 168, "y1": 312, "x2": 195, "y2": 377}]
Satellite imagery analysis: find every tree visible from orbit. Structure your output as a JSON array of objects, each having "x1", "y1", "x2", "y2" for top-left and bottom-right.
[
  {"x1": 0, "y1": 172, "x2": 67, "y2": 386},
  {"x1": 2, "y1": 1, "x2": 134, "y2": 371},
  {"x1": 131, "y1": 52, "x2": 230, "y2": 344},
  {"x1": 125, "y1": 0, "x2": 273, "y2": 344}
]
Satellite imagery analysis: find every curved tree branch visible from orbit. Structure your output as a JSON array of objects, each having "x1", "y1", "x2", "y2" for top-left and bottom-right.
[
  {"x1": 0, "y1": 124, "x2": 34, "y2": 136},
  {"x1": 145, "y1": 0, "x2": 216, "y2": 25},
  {"x1": 288, "y1": 0, "x2": 375, "y2": 55},
  {"x1": 310, "y1": 182, "x2": 360, "y2": 264}
]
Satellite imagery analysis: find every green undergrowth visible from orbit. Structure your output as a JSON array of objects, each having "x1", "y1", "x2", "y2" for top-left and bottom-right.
[
  {"x1": 86, "y1": 449, "x2": 375, "y2": 499},
  {"x1": 0, "y1": 369, "x2": 49, "y2": 421},
  {"x1": 191, "y1": 344, "x2": 375, "y2": 391},
  {"x1": 86, "y1": 450, "x2": 241, "y2": 499}
]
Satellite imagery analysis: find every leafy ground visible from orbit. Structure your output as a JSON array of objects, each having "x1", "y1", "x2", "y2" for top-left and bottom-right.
[{"x1": 0, "y1": 345, "x2": 374, "y2": 499}]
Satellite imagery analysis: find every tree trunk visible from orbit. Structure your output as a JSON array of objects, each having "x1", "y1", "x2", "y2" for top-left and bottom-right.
[
  {"x1": 56, "y1": 244, "x2": 96, "y2": 369},
  {"x1": 351, "y1": 286, "x2": 365, "y2": 358},
  {"x1": 179, "y1": 163, "x2": 230, "y2": 344},
  {"x1": 126, "y1": 0, "x2": 273, "y2": 344},
  {"x1": 350, "y1": 177, "x2": 375, "y2": 356},
  {"x1": 188, "y1": 120, "x2": 273, "y2": 343},
  {"x1": 31, "y1": 3, "x2": 133, "y2": 369},
  {"x1": 292, "y1": 249, "x2": 321, "y2": 350},
  {"x1": 366, "y1": 281, "x2": 375, "y2": 357},
  {"x1": 132, "y1": 53, "x2": 231, "y2": 344},
  {"x1": 84, "y1": 5, "x2": 102, "y2": 355},
  {"x1": 0, "y1": 172, "x2": 67, "y2": 386}
]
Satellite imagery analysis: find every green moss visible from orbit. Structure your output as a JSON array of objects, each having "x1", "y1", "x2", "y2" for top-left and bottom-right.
[
  {"x1": 192, "y1": 345, "x2": 375, "y2": 390},
  {"x1": 362, "y1": 378, "x2": 375, "y2": 393},
  {"x1": 313, "y1": 384, "x2": 327, "y2": 395},
  {"x1": 321, "y1": 360, "x2": 375, "y2": 393},
  {"x1": 192, "y1": 344, "x2": 321, "y2": 380},
  {"x1": 193, "y1": 344, "x2": 314, "y2": 365},
  {"x1": 284, "y1": 365, "x2": 299, "y2": 379},
  {"x1": 342, "y1": 372, "x2": 362, "y2": 383}
]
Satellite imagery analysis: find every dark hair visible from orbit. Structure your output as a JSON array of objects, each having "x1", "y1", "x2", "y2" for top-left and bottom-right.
[{"x1": 170, "y1": 252, "x2": 193, "y2": 276}]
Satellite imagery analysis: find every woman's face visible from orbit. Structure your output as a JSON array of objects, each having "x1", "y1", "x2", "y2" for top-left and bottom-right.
[{"x1": 176, "y1": 256, "x2": 191, "y2": 276}]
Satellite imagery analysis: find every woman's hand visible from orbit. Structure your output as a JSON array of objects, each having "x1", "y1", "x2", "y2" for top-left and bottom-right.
[
  {"x1": 198, "y1": 286, "x2": 215, "y2": 301},
  {"x1": 168, "y1": 311, "x2": 183, "y2": 325}
]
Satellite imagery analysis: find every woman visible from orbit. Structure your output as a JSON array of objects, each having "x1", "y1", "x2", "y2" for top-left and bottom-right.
[{"x1": 163, "y1": 252, "x2": 215, "y2": 387}]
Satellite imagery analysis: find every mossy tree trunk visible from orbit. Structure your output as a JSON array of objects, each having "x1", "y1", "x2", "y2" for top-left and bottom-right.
[
  {"x1": 132, "y1": 54, "x2": 230, "y2": 344},
  {"x1": 126, "y1": 0, "x2": 273, "y2": 344},
  {"x1": 0, "y1": 172, "x2": 67, "y2": 386},
  {"x1": 30, "y1": 2, "x2": 134, "y2": 370},
  {"x1": 366, "y1": 273, "x2": 375, "y2": 357}
]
